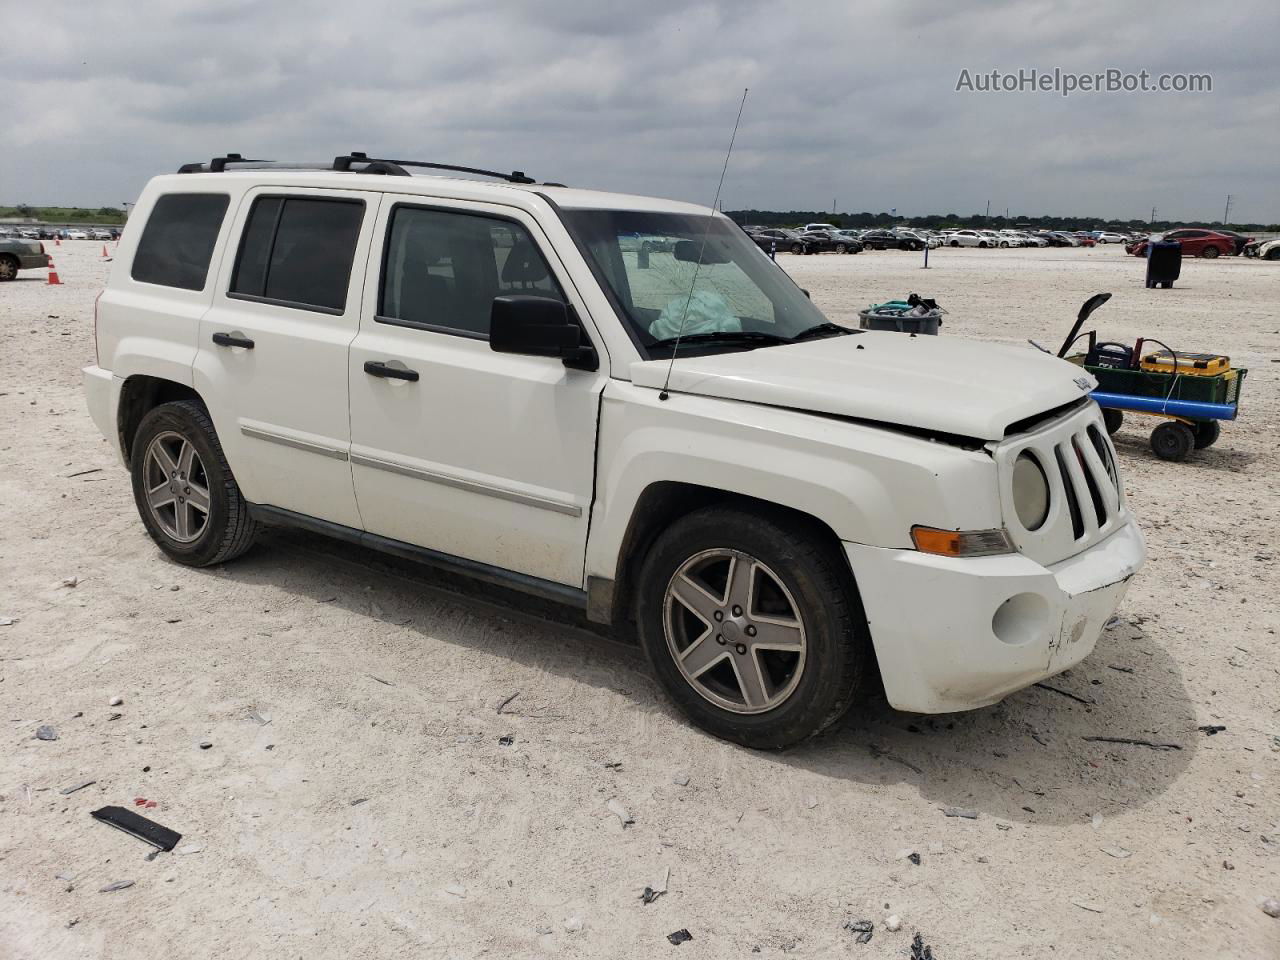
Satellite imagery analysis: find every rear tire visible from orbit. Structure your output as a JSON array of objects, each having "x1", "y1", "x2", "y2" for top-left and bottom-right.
[
  {"x1": 1201, "y1": 245, "x2": 1220, "y2": 259},
  {"x1": 1150, "y1": 421, "x2": 1195, "y2": 462},
  {"x1": 1102, "y1": 409, "x2": 1124, "y2": 435},
  {"x1": 835, "y1": 243, "x2": 847, "y2": 255},
  {"x1": 790, "y1": 243, "x2": 804, "y2": 255},
  {"x1": 130, "y1": 400, "x2": 259, "y2": 566},
  {"x1": 1193, "y1": 420, "x2": 1220, "y2": 449},
  {"x1": 635, "y1": 506, "x2": 870, "y2": 749},
  {"x1": 0, "y1": 255, "x2": 17, "y2": 281}
]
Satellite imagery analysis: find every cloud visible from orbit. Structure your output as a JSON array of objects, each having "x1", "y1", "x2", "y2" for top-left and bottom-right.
[{"x1": 3, "y1": 0, "x2": 1277, "y2": 222}]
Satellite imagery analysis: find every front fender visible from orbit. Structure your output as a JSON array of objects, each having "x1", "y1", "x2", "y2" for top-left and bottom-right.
[{"x1": 585, "y1": 381, "x2": 1002, "y2": 583}]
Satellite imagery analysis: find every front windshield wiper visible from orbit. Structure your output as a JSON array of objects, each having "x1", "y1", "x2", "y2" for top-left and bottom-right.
[
  {"x1": 790, "y1": 322, "x2": 856, "y2": 342},
  {"x1": 649, "y1": 330, "x2": 792, "y2": 349}
]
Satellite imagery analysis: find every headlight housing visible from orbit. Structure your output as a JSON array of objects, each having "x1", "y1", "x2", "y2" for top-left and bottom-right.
[{"x1": 1012, "y1": 451, "x2": 1050, "y2": 531}]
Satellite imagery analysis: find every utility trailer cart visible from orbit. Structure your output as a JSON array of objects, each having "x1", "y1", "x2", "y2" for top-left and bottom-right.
[{"x1": 1053, "y1": 294, "x2": 1247, "y2": 462}]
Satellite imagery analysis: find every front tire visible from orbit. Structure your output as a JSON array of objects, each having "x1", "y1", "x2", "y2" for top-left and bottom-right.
[
  {"x1": 1102, "y1": 409, "x2": 1124, "y2": 435},
  {"x1": 0, "y1": 255, "x2": 17, "y2": 281},
  {"x1": 1150, "y1": 421, "x2": 1195, "y2": 462},
  {"x1": 790, "y1": 243, "x2": 804, "y2": 255},
  {"x1": 635, "y1": 506, "x2": 870, "y2": 749},
  {"x1": 130, "y1": 400, "x2": 259, "y2": 566}
]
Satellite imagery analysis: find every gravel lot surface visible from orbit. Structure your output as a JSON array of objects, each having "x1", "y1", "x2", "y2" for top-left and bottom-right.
[{"x1": 2, "y1": 240, "x2": 1277, "y2": 959}]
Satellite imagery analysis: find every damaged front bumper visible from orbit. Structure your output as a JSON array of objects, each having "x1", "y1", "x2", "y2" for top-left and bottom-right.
[{"x1": 844, "y1": 518, "x2": 1145, "y2": 714}]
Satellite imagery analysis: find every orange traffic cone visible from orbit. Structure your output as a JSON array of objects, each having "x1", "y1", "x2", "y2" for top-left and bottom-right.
[
  {"x1": 101, "y1": 244, "x2": 109, "y2": 258},
  {"x1": 55, "y1": 236, "x2": 61, "y2": 246},
  {"x1": 47, "y1": 258, "x2": 62, "y2": 285}
]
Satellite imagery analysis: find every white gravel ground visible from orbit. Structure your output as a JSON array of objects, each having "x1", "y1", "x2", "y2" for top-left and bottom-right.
[{"x1": 2, "y1": 240, "x2": 1278, "y2": 959}]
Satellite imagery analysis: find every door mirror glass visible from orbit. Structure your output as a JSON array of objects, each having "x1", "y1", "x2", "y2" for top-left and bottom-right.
[{"x1": 490, "y1": 296, "x2": 596, "y2": 368}]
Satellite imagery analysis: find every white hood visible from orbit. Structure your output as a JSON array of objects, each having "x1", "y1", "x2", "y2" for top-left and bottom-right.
[{"x1": 630, "y1": 332, "x2": 1096, "y2": 441}]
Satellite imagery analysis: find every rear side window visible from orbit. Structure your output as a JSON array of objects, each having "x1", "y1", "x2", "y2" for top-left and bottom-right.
[
  {"x1": 131, "y1": 194, "x2": 229, "y2": 291},
  {"x1": 230, "y1": 196, "x2": 364, "y2": 313},
  {"x1": 378, "y1": 206, "x2": 563, "y2": 337}
]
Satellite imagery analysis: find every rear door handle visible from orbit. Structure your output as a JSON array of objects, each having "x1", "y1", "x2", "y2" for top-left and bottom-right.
[
  {"x1": 363, "y1": 360, "x2": 419, "y2": 382},
  {"x1": 212, "y1": 332, "x2": 255, "y2": 349}
]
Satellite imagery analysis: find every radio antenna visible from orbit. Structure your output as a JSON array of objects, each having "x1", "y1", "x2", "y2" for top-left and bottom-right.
[{"x1": 658, "y1": 87, "x2": 749, "y2": 401}]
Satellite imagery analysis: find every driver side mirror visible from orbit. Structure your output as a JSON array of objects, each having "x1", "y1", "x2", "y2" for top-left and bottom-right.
[{"x1": 490, "y1": 296, "x2": 597, "y2": 370}]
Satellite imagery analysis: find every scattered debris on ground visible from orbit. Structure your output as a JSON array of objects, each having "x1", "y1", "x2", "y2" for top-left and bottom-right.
[
  {"x1": 59, "y1": 780, "x2": 95, "y2": 795},
  {"x1": 1197, "y1": 724, "x2": 1226, "y2": 735},
  {"x1": 1033, "y1": 682, "x2": 1095, "y2": 705},
  {"x1": 607, "y1": 799, "x2": 634, "y2": 828},
  {"x1": 496, "y1": 691, "x2": 520, "y2": 714},
  {"x1": 641, "y1": 867, "x2": 670, "y2": 905},
  {"x1": 98, "y1": 880, "x2": 134, "y2": 893},
  {"x1": 942, "y1": 807, "x2": 979, "y2": 819},
  {"x1": 35, "y1": 725, "x2": 58, "y2": 741},
  {"x1": 667, "y1": 929, "x2": 693, "y2": 945},
  {"x1": 90, "y1": 805, "x2": 181, "y2": 851},
  {"x1": 886, "y1": 915, "x2": 902, "y2": 932},
  {"x1": 842, "y1": 919, "x2": 874, "y2": 943},
  {"x1": 1081, "y1": 736, "x2": 1181, "y2": 751},
  {"x1": 910, "y1": 932, "x2": 936, "y2": 959}
]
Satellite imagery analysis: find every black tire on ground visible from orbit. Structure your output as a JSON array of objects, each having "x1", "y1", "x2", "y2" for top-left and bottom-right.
[
  {"x1": 835, "y1": 243, "x2": 847, "y2": 254},
  {"x1": 791, "y1": 243, "x2": 804, "y2": 255},
  {"x1": 1150, "y1": 421, "x2": 1195, "y2": 462},
  {"x1": 130, "y1": 400, "x2": 259, "y2": 566},
  {"x1": 950, "y1": 240, "x2": 959, "y2": 247},
  {"x1": 1265, "y1": 247, "x2": 1280, "y2": 261},
  {"x1": 1193, "y1": 420, "x2": 1221, "y2": 449},
  {"x1": 1102, "y1": 409, "x2": 1124, "y2": 435},
  {"x1": 0, "y1": 255, "x2": 17, "y2": 281},
  {"x1": 979, "y1": 241, "x2": 988, "y2": 248},
  {"x1": 1201, "y1": 245, "x2": 1220, "y2": 259},
  {"x1": 634, "y1": 505, "x2": 871, "y2": 749}
]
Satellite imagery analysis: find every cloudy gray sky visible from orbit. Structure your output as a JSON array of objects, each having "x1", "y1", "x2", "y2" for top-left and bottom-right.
[{"x1": 4, "y1": 0, "x2": 1277, "y2": 222}]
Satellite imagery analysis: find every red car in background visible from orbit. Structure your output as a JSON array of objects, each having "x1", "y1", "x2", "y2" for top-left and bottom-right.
[
  {"x1": 1073, "y1": 233, "x2": 1097, "y2": 247},
  {"x1": 1127, "y1": 229, "x2": 1247, "y2": 259}
]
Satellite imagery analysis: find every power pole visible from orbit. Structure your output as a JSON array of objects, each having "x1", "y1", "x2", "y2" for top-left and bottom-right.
[
  {"x1": 1222, "y1": 194, "x2": 1233, "y2": 226},
  {"x1": 985, "y1": 200, "x2": 990, "y2": 218},
  {"x1": 1150, "y1": 206, "x2": 1156, "y2": 225}
]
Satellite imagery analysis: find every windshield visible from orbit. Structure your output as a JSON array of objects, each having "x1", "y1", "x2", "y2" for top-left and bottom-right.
[{"x1": 561, "y1": 209, "x2": 832, "y2": 357}]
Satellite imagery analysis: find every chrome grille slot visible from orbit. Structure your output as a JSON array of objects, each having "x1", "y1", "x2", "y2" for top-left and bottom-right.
[{"x1": 995, "y1": 402, "x2": 1127, "y2": 566}]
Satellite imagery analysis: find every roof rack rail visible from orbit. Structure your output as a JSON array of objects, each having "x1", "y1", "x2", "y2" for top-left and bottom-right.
[
  {"x1": 177, "y1": 151, "x2": 543, "y2": 185},
  {"x1": 334, "y1": 152, "x2": 536, "y2": 184}
]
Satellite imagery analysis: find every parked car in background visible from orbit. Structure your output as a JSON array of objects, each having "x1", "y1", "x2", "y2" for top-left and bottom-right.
[
  {"x1": 66, "y1": 229, "x2": 89, "y2": 240},
  {"x1": 1243, "y1": 237, "x2": 1280, "y2": 260},
  {"x1": 945, "y1": 229, "x2": 988, "y2": 247},
  {"x1": 860, "y1": 229, "x2": 924, "y2": 251},
  {"x1": 89, "y1": 228, "x2": 114, "y2": 241},
  {"x1": 1094, "y1": 231, "x2": 1127, "y2": 243},
  {"x1": 1201, "y1": 229, "x2": 1253, "y2": 256},
  {"x1": 0, "y1": 236, "x2": 50, "y2": 280},
  {"x1": 747, "y1": 228, "x2": 812, "y2": 255},
  {"x1": 802, "y1": 223, "x2": 841, "y2": 234},
  {"x1": 1126, "y1": 229, "x2": 1239, "y2": 259},
  {"x1": 797, "y1": 230, "x2": 862, "y2": 254}
]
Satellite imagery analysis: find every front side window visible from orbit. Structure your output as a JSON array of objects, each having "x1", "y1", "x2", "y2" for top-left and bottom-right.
[
  {"x1": 563, "y1": 209, "x2": 830, "y2": 357},
  {"x1": 132, "y1": 193, "x2": 229, "y2": 291},
  {"x1": 230, "y1": 196, "x2": 364, "y2": 312},
  {"x1": 379, "y1": 206, "x2": 563, "y2": 338}
]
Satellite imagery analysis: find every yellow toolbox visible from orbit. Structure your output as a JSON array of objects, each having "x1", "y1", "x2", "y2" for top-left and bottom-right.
[{"x1": 1140, "y1": 350, "x2": 1230, "y2": 376}]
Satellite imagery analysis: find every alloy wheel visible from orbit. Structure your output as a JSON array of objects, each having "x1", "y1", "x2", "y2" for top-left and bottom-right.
[
  {"x1": 663, "y1": 548, "x2": 807, "y2": 715},
  {"x1": 143, "y1": 431, "x2": 211, "y2": 543}
]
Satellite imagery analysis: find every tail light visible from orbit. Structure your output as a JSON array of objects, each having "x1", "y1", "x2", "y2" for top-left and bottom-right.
[{"x1": 93, "y1": 290, "x2": 104, "y2": 366}]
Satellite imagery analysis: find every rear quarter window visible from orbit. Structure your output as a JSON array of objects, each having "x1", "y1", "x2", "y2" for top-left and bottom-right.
[{"x1": 131, "y1": 194, "x2": 230, "y2": 291}]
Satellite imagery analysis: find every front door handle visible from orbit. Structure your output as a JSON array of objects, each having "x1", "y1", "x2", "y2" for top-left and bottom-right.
[
  {"x1": 212, "y1": 332, "x2": 255, "y2": 349},
  {"x1": 363, "y1": 360, "x2": 419, "y2": 382}
]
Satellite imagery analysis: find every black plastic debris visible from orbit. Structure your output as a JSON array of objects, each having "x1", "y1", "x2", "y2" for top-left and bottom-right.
[
  {"x1": 843, "y1": 919, "x2": 874, "y2": 943},
  {"x1": 667, "y1": 929, "x2": 693, "y2": 946},
  {"x1": 60, "y1": 780, "x2": 96, "y2": 796},
  {"x1": 910, "y1": 933, "x2": 936, "y2": 960},
  {"x1": 1197, "y1": 725, "x2": 1226, "y2": 736},
  {"x1": 641, "y1": 886, "x2": 665, "y2": 905},
  {"x1": 498, "y1": 735, "x2": 515, "y2": 747},
  {"x1": 908, "y1": 852, "x2": 921, "y2": 865},
  {"x1": 90, "y1": 806, "x2": 181, "y2": 852}
]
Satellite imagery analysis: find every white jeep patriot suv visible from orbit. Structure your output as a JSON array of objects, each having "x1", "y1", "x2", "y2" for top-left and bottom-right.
[{"x1": 83, "y1": 153, "x2": 1144, "y2": 748}]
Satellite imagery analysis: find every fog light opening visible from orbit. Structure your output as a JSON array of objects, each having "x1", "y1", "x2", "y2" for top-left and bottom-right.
[{"x1": 992, "y1": 592, "x2": 1050, "y2": 646}]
